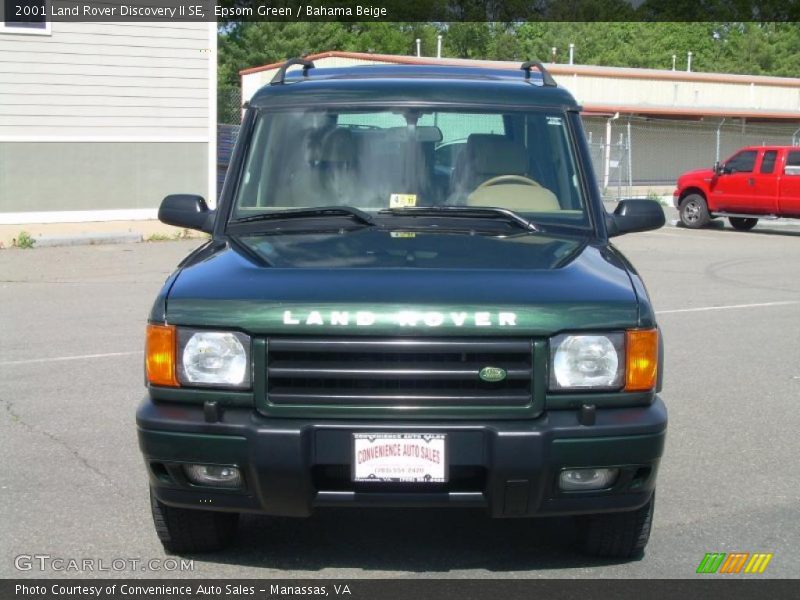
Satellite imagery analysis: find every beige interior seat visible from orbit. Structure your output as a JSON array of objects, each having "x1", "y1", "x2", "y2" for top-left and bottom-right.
[
  {"x1": 281, "y1": 128, "x2": 359, "y2": 207},
  {"x1": 314, "y1": 128, "x2": 356, "y2": 168},
  {"x1": 455, "y1": 134, "x2": 560, "y2": 212}
]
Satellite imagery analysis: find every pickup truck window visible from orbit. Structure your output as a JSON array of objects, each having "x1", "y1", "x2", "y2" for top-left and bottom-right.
[
  {"x1": 760, "y1": 150, "x2": 777, "y2": 174},
  {"x1": 786, "y1": 151, "x2": 800, "y2": 176},
  {"x1": 726, "y1": 150, "x2": 757, "y2": 173}
]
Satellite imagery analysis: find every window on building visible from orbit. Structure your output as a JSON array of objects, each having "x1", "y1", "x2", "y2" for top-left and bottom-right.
[
  {"x1": 760, "y1": 150, "x2": 778, "y2": 174},
  {"x1": 2, "y1": 0, "x2": 47, "y2": 31},
  {"x1": 725, "y1": 150, "x2": 757, "y2": 174}
]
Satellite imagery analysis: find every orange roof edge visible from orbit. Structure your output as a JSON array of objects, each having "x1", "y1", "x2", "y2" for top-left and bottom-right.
[
  {"x1": 239, "y1": 50, "x2": 800, "y2": 88},
  {"x1": 581, "y1": 104, "x2": 800, "y2": 121}
]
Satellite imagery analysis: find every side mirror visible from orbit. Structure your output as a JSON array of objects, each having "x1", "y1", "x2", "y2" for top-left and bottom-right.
[
  {"x1": 607, "y1": 199, "x2": 665, "y2": 237},
  {"x1": 158, "y1": 195, "x2": 214, "y2": 233},
  {"x1": 715, "y1": 161, "x2": 732, "y2": 175}
]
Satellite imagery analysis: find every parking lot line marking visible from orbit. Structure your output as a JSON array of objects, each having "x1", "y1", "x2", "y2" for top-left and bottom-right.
[
  {"x1": 657, "y1": 300, "x2": 800, "y2": 315},
  {"x1": 0, "y1": 351, "x2": 142, "y2": 367},
  {"x1": 639, "y1": 230, "x2": 724, "y2": 241}
]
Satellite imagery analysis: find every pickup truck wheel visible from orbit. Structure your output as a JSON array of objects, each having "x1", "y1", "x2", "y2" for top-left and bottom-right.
[
  {"x1": 679, "y1": 194, "x2": 711, "y2": 229},
  {"x1": 729, "y1": 217, "x2": 758, "y2": 231},
  {"x1": 150, "y1": 488, "x2": 239, "y2": 554},
  {"x1": 577, "y1": 494, "x2": 655, "y2": 558}
]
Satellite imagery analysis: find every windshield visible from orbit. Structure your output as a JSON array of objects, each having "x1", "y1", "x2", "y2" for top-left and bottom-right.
[{"x1": 232, "y1": 107, "x2": 590, "y2": 228}]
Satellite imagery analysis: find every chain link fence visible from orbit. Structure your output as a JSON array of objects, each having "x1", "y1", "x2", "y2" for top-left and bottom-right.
[
  {"x1": 583, "y1": 115, "x2": 800, "y2": 200},
  {"x1": 217, "y1": 87, "x2": 242, "y2": 199},
  {"x1": 584, "y1": 126, "x2": 631, "y2": 201},
  {"x1": 216, "y1": 91, "x2": 799, "y2": 203}
]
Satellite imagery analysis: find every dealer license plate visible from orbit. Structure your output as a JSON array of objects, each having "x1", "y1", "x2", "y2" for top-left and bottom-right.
[{"x1": 353, "y1": 433, "x2": 447, "y2": 483}]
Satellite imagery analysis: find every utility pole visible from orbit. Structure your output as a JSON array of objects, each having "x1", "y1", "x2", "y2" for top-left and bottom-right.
[{"x1": 603, "y1": 112, "x2": 620, "y2": 192}]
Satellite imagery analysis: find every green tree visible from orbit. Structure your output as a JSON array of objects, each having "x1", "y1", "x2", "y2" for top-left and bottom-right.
[
  {"x1": 219, "y1": 20, "x2": 800, "y2": 97},
  {"x1": 218, "y1": 22, "x2": 440, "y2": 89}
]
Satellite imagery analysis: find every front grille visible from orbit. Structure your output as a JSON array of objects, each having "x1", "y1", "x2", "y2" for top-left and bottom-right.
[{"x1": 266, "y1": 338, "x2": 533, "y2": 407}]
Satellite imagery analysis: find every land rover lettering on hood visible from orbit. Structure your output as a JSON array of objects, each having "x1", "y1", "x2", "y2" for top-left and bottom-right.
[
  {"x1": 138, "y1": 60, "x2": 667, "y2": 560},
  {"x1": 281, "y1": 310, "x2": 519, "y2": 327}
]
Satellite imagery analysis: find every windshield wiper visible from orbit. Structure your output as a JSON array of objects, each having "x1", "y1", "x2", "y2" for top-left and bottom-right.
[
  {"x1": 230, "y1": 206, "x2": 376, "y2": 227},
  {"x1": 378, "y1": 206, "x2": 539, "y2": 232}
]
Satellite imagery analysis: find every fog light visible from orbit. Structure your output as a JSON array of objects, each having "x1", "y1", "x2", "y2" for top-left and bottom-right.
[
  {"x1": 559, "y1": 468, "x2": 619, "y2": 491},
  {"x1": 184, "y1": 464, "x2": 242, "y2": 488}
]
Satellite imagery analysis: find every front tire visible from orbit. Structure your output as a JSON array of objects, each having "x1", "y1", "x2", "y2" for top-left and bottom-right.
[
  {"x1": 150, "y1": 488, "x2": 239, "y2": 554},
  {"x1": 729, "y1": 216, "x2": 758, "y2": 231},
  {"x1": 679, "y1": 194, "x2": 711, "y2": 229},
  {"x1": 577, "y1": 494, "x2": 655, "y2": 558}
]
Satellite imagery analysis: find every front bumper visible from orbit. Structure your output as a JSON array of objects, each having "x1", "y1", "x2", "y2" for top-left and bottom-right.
[{"x1": 137, "y1": 397, "x2": 666, "y2": 518}]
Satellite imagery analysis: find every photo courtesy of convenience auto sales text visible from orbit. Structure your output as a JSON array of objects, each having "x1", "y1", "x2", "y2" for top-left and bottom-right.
[
  {"x1": 13, "y1": 583, "x2": 351, "y2": 597},
  {"x1": 138, "y1": 58, "x2": 667, "y2": 559}
]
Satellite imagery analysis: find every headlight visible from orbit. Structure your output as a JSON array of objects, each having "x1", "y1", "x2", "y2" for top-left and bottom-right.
[
  {"x1": 177, "y1": 329, "x2": 250, "y2": 388},
  {"x1": 549, "y1": 333, "x2": 624, "y2": 390},
  {"x1": 559, "y1": 468, "x2": 619, "y2": 491},
  {"x1": 184, "y1": 464, "x2": 243, "y2": 488}
]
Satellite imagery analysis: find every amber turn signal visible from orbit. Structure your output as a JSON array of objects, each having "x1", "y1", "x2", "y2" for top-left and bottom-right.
[
  {"x1": 625, "y1": 329, "x2": 658, "y2": 391},
  {"x1": 146, "y1": 324, "x2": 179, "y2": 387}
]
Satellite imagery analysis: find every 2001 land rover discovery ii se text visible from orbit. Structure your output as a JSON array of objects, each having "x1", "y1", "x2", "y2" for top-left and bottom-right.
[{"x1": 138, "y1": 59, "x2": 667, "y2": 559}]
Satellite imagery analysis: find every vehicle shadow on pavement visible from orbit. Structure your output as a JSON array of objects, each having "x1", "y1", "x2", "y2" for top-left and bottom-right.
[
  {"x1": 197, "y1": 509, "x2": 638, "y2": 572},
  {"x1": 716, "y1": 227, "x2": 800, "y2": 238},
  {"x1": 676, "y1": 221, "x2": 800, "y2": 237}
]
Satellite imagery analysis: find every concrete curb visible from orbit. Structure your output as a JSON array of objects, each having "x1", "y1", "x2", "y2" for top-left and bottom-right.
[{"x1": 33, "y1": 232, "x2": 143, "y2": 248}]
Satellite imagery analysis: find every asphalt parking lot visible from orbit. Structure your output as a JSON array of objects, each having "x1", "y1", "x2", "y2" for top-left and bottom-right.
[{"x1": 1, "y1": 216, "x2": 799, "y2": 579}]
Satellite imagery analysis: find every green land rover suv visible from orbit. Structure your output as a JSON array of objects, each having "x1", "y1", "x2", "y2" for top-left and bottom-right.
[{"x1": 138, "y1": 59, "x2": 667, "y2": 559}]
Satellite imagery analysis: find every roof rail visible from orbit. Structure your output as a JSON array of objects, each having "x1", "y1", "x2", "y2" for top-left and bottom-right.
[
  {"x1": 520, "y1": 61, "x2": 557, "y2": 87},
  {"x1": 271, "y1": 57, "x2": 315, "y2": 85}
]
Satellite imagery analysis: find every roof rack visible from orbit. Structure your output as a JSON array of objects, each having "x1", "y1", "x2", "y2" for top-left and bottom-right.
[
  {"x1": 520, "y1": 61, "x2": 557, "y2": 87},
  {"x1": 268, "y1": 57, "x2": 558, "y2": 88},
  {"x1": 271, "y1": 57, "x2": 315, "y2": 85}
]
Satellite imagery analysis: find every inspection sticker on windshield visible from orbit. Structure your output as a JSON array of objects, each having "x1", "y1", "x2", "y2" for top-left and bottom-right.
[
  {"x1": 547, "y1": 116, "x2": 563, "y2": 126},
  {"x1": 390, "y1": 193, "x2": 417, "y2": 208},
  {"x1": 353, "y1": 433, "x2": 446, "y2": 483}
]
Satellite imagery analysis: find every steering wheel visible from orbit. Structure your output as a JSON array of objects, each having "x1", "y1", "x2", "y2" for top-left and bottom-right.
[{"x1": 476, "y1": 174, "x2": 541, "y2": 189}]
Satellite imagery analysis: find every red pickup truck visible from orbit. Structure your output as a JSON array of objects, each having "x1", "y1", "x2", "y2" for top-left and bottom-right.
[{"x1": 673, "y1": 146, "x2": 800, "y2": 230}]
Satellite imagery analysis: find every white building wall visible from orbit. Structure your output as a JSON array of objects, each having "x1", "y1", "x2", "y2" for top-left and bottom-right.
[
  {"x1": 0, "y1": 21, "x2": 213, "y2": 140},
  {"x1": 0, "y1": 21, "x2": 217, "y2": 220},
  {"x1": 241, "y1": 54, "x2": 800, "y2": 118},
  {"x1": 0, "y1": 21, "x2": 214, "y2": 137},
  {"x1": 564, "y1": 74, "x2": 800, "y2": 113}
]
